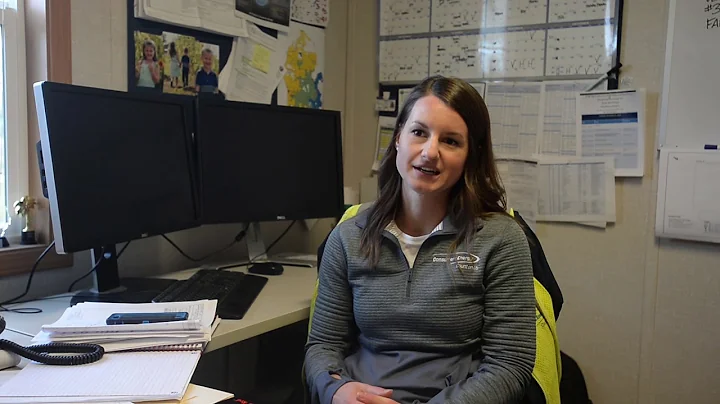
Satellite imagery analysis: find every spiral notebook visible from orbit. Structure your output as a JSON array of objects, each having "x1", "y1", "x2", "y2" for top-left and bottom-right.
[
  {"x1": 129, "y1": 343, "x2": 204, "y2": 352},
  {"x1": 0, "y1": 351, "x2": 201, "y2": 403}
]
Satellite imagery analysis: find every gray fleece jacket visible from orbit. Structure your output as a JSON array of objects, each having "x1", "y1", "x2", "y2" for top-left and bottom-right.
[{"x1": 305, "y1": 208, "x2": 536, "y2": 404}]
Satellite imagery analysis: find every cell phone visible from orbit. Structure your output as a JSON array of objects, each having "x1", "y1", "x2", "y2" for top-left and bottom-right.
[{"x1": 105, "y1": 312, "x2": 189, "y2": 325}]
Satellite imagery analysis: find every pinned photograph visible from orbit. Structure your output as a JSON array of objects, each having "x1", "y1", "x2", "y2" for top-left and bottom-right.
[
  {"x1": 134, "y1": 31, "x2": 164, "y2": 91},
  {"x1": 161, "y1": 32, "x2": 221, "y2": 95},
  {"x1": 195, "y1": 43, "x2": 221, "y2": 94}
]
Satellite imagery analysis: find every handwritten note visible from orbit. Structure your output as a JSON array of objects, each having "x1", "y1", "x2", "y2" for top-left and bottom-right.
[{"x1": 707, "y1": 0, "x2": 720, "y2": 29}]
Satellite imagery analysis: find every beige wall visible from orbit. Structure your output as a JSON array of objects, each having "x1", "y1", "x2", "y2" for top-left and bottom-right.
[{"x1": 344, "y1": 1, "x2": 720, "y2": 403}]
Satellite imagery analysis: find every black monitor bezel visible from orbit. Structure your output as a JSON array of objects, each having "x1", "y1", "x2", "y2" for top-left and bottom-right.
[
  {"x1": 194, "y1": 97, "x2": 345, "y2": 224},
  {"x1": 34, "y1": 81, "x2": 201, "y2": 254}
]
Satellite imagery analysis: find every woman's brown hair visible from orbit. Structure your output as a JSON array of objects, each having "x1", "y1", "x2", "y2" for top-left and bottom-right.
[{"x1": 360, "y1": 76, "x2": 507, "y2": 266}]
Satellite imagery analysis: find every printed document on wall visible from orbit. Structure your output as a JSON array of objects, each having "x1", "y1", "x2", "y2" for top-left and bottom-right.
[
  {"x1": 537, "y1": 156, "x2": 616, "y2": 223},
  {"x1": 374, "y1": 117, "x2": 396, "y2": 172},
  {"x1": 218, "y1": 23, "x2": 286, "y2": 104},
  {"x1": 138, "y1": 0, "x2": 248, "y2": 37},
  {"x1": 197, "y1": 0, "x2": 250, "y2": 37},
  {"x1": 485, "y1": 82, "x2": 543, "y2": 158},
  {"x1": 496, "y1": 157, "x2": 538, "y2": 230},
  {"x1": 291, "y1": 0, "x2": 329, "y2": 27},
  {"x1": 655, "y1": 148, "x2": 720, "y2": 244},
  {"x1": 138, "y1": 0, "x2": 201, "y2": 28},
  {"x1": 398, "y1": 88, "x2": 413, "y2": 111},
  {"x1": 577, "y1": 89, "x2": 645, "y2": 177},
  {"x1": 538, "y1": 80, "x2": 595, "y2": 156}
]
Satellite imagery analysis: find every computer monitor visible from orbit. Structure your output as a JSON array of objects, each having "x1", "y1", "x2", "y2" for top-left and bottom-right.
[
  {"x1": 195, "y1": 98, "x2": 344, "y2": 261},
  {"x1": 33, "y1": 81, "x2": 199, "y2": 300}
]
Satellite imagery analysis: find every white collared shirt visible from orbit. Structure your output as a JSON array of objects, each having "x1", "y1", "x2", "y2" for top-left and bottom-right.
[{"x1": 386, "y1": 220, "x2": 443, "y2": 268}]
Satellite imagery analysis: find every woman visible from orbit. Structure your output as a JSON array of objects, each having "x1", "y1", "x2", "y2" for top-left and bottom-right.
[{"x1": 305, "y1": 76, "x2": 536, "y2": 404}]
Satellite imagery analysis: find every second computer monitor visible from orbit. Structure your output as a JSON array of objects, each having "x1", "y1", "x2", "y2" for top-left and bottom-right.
[{"x1": 196, "y1": 99, "x2": 344, "y2": 224}]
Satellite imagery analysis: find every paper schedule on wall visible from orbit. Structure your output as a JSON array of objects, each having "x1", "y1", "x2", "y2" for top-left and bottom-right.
[
  {"x1": 378, "y1": 0, "x2": 622, "y2": 83},
  {"x1": 431, "y1": 0, "x2": 482, "y2": 32},
  {"x1": 537, "y1": 80, "x2": 595, "y2": 156},
  {"x1": 537, "y1": 156, "x2": 616, "y2": 224},
  {"x1": 485, "y1": 81, "x2": 543, "y2": 158},
  {"x1": 380, "y1": 0, "x2": 431, "y2": 35},
  {"x1": 655, "y1": 148, "x2": 720, "y2": 244},
  {"x1": 576, "y1": 89, "x2": 645, "y2": 177},
  {"x1": 496, "y1": 157, "x2": 539, "y2": 230},
  {"x1": 379, "y1": 38, "x2": 430, "y2": 83}
]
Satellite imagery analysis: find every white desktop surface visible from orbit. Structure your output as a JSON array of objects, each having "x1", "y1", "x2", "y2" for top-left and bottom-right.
[
  {"x1": 0, "y1": 369, "x2": 20, "y2": 388},
  {"x1": 2, "y1": 265, "x2": 318, "y2": 353}
]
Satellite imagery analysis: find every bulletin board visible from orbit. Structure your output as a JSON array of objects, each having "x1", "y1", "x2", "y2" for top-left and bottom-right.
[
  {"x1": 127, "y1": 0, "x2": 328, "y2": 109},
  {"x1": 377, "y1": 0, "x2": 624, "y2": 85}
]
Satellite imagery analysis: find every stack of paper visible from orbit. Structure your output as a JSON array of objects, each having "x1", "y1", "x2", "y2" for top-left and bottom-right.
[{"x1": 30, "y1": 300, "x2": 219, "y2": 353}]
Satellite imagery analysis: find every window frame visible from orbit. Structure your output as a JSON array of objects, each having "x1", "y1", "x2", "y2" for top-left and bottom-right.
[
  {"x1": 1, "y1": 0, "x2": 29, "y2": 243},
  {"x1": 0, "y1": 0, "x2": 73, "y2": 278}
]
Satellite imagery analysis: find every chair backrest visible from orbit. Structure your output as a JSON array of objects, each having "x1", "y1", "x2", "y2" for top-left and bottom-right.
[
  {"x1": 509, "y1": 209, "x2": 563, "y2": 320},
  {"x1": 310, "y1": 204, "x2": 563, "y2": 404}
]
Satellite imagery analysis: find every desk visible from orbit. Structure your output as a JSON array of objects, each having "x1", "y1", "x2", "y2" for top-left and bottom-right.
[{"x1": 2, "y1": 264, "x2": 318, "y2": 353}]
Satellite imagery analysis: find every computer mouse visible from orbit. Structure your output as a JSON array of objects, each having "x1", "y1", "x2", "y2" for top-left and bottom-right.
[{"x1": 248, "y1": 262, "x2": 284, "y2": 276}]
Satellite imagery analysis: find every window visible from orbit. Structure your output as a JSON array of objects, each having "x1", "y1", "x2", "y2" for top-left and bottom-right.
[{"x1": 0, "y1": 0, "x2": 28, "y2": 243}]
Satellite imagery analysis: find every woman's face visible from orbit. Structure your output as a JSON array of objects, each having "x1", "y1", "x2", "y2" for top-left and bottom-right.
[
  {"x1": 395, "y1": 95, "x2": 469, "y2": 199},
  {"x1": 144, "y1": 45, "x2": 155, "y2": 60}
]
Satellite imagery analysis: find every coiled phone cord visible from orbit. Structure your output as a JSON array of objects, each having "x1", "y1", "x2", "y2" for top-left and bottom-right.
[{"x1": 0, "y1": 315, "x2": 104, "y2": 365}]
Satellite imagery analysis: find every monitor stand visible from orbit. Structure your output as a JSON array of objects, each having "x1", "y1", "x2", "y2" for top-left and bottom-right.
[
  {"x1": 245, "y1": 222, "x2": 271, "y2": 264},
  {"x1": 219, "y1": 222, "x2": 296, "y2": 271},
  {"x1": 70, "y1": 245, "x2": 177, "y2": 306}
]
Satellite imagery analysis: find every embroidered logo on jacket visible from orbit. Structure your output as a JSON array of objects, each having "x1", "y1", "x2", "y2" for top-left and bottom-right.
[{"x1": 432, "y1": 252, "x2": 480, "y2": 270}]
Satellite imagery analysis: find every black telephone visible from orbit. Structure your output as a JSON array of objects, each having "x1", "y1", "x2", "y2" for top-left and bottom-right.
[{"x1": 0, "y1": 315, "x2": 105, "y2": 366}]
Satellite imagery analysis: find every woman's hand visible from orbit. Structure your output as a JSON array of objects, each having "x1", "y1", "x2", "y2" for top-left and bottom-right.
[
  {"x1": 355, "y1": 391, "x2": 401, "y2": 404},
  {"x1": 332, "y1": 381, "x2": 394, "y2": 404}
]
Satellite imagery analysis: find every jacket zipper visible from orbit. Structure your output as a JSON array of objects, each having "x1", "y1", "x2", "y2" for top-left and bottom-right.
[
  {"x1": 405, "y1": 258, "x2": 413, "y2": 298},
  {"x1": 384, "y1": 230, "x2": 447, "y2": 299}
]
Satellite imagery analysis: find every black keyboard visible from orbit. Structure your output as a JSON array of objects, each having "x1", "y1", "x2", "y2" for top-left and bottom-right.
[{"x1": 153, "y1": 270, "x2": 268, "y2": 319}]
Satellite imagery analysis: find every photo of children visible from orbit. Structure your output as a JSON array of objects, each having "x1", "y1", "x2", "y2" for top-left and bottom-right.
[
  {"x1": 161, "y1": 32, "x2": 220, "y2": 95},
  {"x1": 195, "y1": 46, "x2": 220, "y2": 94},
  {"x1": 134, "y1": 31, "x2": 164, "y2": 90}
]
